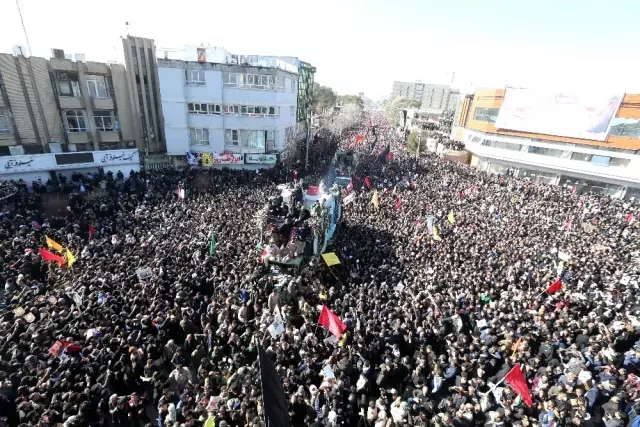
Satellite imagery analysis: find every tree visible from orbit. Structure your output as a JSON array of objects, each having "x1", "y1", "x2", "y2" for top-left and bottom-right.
[
  {"x1": 340, "y1": 95, "x2": 364, "y2": 110},
  {"x1": 407, "y1": 130, "x2": 422, "y2": 155},
  {"x1": 327, "y1": 103, "x2": 363, "y2": 137},
  {"x1": 311, "y1": 83, "x2": 338, "y2": 114},
  {"x1": 383, "y1": 96, "x2": 422, "y2": 126}
]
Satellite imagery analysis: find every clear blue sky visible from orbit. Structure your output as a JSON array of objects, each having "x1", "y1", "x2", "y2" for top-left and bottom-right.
[{"x1": 2, "y1": 0, "x2": 639, "y2": 99}]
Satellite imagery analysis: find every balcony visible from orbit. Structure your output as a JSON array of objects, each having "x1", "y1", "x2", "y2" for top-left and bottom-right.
[
  {"x1": 90, "y1": 98, "x2": 114, "y2": 110},
  {"x1": 96, "y1": 131, "x2": 121, "y2": 143},
  {"x1": 59, "y1": 96, "x2": 84, "y2": 110},
  {"x1": 67, "y1": 132, "x2": 93, "y2": 144}
]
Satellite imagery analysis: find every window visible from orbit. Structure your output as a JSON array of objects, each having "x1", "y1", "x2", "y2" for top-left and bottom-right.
[
  {"x1": 610, "y1": 157, "x2": 631, "y2": 168},
  {"x1": 269, "y1": 107, "x2": 277, "y2": 117},
  {"x1": 189, "y1": 128, "x2": 209, "y2": 146},
  {"x1": 0, "y1": 108, "x2": 10, "y2": 134},
  {"x1": 591, "y1": 155, "x2": 611, "y2": 166},
  {"x1": 57, "y1": 72, "x2": 81, "y2": 97},
  {"x1": 86, "y1": 75, "x2": 108, "y2": 98},
  {"x1": 187, "y1": 103, "x2": 206, "y2": 114},
  {"x1": 290, "y1": 106, "x2": 295, "y2": 117},
  {"x1": 225, "y1": 129, "x2": 239, "y2": 145},
  {"x1": 186, "y1": 70, "x2": 206, "y2": 86},
  {"x1": 55, "y1": 152, "x2": 94, "y2": 165},
  {"x1": 65, "y1": 110, "x2": 87, "y2": 132},
  {"x1": 528, "y1": 146, "x2": 562, "y2": 157},
  {"x1": 608, "y1": 118, "x2": 640, "y2": 138},
  {"x1": 240, "y1": 106, "x2": 248, "y2": 115},
  {"x1": 209, "y1": 104, "x2": 221, "y2": 115},
  {"x1": 223, "y1": 72, "x2": 238, "y2": 87},
  {"x1": 570, "y1": 152, "x2": 592, "y2": 162},
  {"x1": 240, "y1": 130, "x2": 266, "y2": 149},
  {"x1": 277, "y1": 76, "x2": 285, "y2": 91},
  {"x1": 94, "y1": 111, "x2": 114, "y2": 131},
  {"x1": 473, "y1": 107, "x2": 500, "y2": 123}
]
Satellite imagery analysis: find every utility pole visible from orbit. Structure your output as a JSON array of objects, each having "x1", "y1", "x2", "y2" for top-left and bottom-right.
[{"x1": 416, "y1": 132, "x2": 421, "y2": 159}]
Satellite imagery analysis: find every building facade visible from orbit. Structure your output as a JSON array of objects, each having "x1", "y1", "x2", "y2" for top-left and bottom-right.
[
  {"x1": 0, "y1": 49, "x2": 140, "y2": 183},
  {"x1": 121, "y1": 36, "x2": 165, "y2": 158},
  {"x1": 391, "y1": 81, "x2": 425, "y2": 101},
  {"x1": 452, "y1": 88, "x2": 640, "y2": 199},
  {"x1": 157, "y1": 57, "x2": 299, "y2": 166},
  {"x1": 391, "y1": 81, "x2": 459, "y2": 112}
]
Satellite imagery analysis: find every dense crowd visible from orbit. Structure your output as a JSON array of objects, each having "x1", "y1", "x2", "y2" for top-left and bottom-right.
[{"x1": 0, "y1": 112, "x2": 639, "y2": 427}]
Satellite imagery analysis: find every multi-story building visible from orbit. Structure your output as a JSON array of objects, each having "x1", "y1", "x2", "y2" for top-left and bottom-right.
[
  {"x1": 391, "y1": 81, "x2": 425, "y2": 101},
  {"x1": 452, "y1": 87, "x2": 640, "y2": 199},
  {"x1": 157, "y1": 46, "x2": 301, "y2": 167},
  {"x1": 0, "y1": 48, "x2": 140, "y2": 184},
  {"x1": 121, "y1": 36, "x2": 165, "y2": 158},
  {"x1": 391, "y1": 81, "x2": 459, "y2": 112}
]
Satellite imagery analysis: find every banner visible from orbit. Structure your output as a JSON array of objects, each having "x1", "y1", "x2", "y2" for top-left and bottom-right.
[
  {"x1": 245, "y1": 154, "x2": 277, "y2": 164},
  {"x1": 185, "y1": 151, "x2": 243, "y2": 166},
  {"x1": 495, "y1": 89, "x2": 623, "y2": 141}
]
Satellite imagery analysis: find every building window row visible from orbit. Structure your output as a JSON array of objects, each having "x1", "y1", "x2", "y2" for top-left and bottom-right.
[
  {"x1": 222, "y1": 72, "x2": 286, "y2": 91},
  {"x1": 188, "y1": 103, "x2": 280, "y2": 117},
  {"x1": 477, "y1": 137, "x2": 631, "y2": 168},
  {"x1": 0, "y1": 108, "x2": 10, "y2": 134},
  {"x1": 473, "y1": 107, "x2": 500, "y2": 124},
  {"x1": 56, "y1": 73, "x2": 110, "y2": 98},
  {"x1": 608, "y1": 118, "x2": 640, "y2": 139},
  {"x1": 64, "y1": 110, "x2": 117, "y2": 133},
  {"x1": 189, "y1": 127, "x2": 277, "y2": 149}
]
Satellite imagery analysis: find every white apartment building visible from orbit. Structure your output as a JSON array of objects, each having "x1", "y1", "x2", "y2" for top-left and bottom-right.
[{"x1": 157, "y1": 51, "x2": 299, "y2": 167}]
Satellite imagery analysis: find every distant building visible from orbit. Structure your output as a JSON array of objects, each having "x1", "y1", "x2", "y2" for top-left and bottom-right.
[
  {"x1": 391, "y1": 81, "x2": 459, "y2": 112},
  {"x1": 0, "y1": 47, "x2": 140, "y2": 183}
]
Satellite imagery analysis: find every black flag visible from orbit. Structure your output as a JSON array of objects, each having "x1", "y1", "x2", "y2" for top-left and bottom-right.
[
  {"x1": 378, "y1": 145, "x2": 391, "y2": 164},
  {"x1": 258, "y1": 346, "x2": 290, "y2": 427}
]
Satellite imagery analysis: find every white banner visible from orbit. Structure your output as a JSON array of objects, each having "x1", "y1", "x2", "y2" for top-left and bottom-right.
[
  {"x1": 495, "y1": 89, "x2": 623, "y2": 141},
  {"x1": 244, "y1": 154, "x2": 277, "y2": 164}
]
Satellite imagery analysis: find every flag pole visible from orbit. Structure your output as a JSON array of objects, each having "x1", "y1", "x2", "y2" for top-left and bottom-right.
[{"x1": 255, "y1": 340, "x2": 268, "y2": 427}]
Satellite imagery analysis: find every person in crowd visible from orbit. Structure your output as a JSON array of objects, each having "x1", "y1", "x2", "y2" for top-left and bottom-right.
[{"x1": 0, "y1": 109, "x2": 637, "y2": 427}]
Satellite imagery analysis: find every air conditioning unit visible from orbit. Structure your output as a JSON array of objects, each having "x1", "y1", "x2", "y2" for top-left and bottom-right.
[
  {"x1": 67, "y1": 143, "x2": 78, "y2": 152},
  {"x1": 12, "y1": 45, "x2": 27, "y2": 57},
  {"x1": 9, "y1": 145, "x2": 25, "y2": 156},
  {"x1": 74, "y1": 53, "x2": 86, "y2": 63},
  {"x1": 51, "y1": 48, "x2": 65, "y2": 59}
]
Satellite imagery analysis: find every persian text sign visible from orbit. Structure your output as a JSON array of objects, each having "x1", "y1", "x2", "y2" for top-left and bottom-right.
[
  {"x1": 245, "y1": 154, "x2": 277, "y2": 164},
  {"x1": 495, "y1": 89, "x2": 623, "y2": 141}
]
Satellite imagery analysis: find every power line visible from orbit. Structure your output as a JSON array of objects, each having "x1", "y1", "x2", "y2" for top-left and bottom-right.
[{"x1": 15, "y1": 0, "x2": 33, "y2": 56}]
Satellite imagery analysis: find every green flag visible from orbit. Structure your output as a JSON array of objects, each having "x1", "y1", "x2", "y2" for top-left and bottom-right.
[{"x1": 209, "y1": 233, "x2": 216, "y2": 255}]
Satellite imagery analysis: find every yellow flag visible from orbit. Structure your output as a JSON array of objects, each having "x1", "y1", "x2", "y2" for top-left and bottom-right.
[
  {"x1": 321, "y1": 252, "x2": 341, "y2": 267},
  {"x1": 372, "y1": 190, "x2": 379, "y2": 209},
  {"x1": 204, "y1": 417, "x2": 215, "y2": 427},
  {"x1": 338, "y1": 332, "x2": 348, "y2": 347},
  {"x1": 448, "y1": 212, "x2": 455, "y2": 224},
  {"x1": 65, "y1": 248, "x2": 77, "y2": 268},
  {"x1": 433, "y1": 226, "x2": 442, "y2": 241},
  {"x1": 46, "y1": 237, "x2": 63, "y2": 253}
]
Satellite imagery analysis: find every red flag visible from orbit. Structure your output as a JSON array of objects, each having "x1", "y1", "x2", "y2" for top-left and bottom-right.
[
  {"x1": 386, "y1": 151, "x2": 394, "y2": 161},
  {"x1": 318, "y1": 305, "x2": 346, "y2": 338},
  {"x1": 395, "y1": 199, "x2": 402, "y2": 209},
  {"x1": 547, "y1": 279, "x2": 562, "y2": 294},
  {"x1": 88, "y1": 224, "x2": 96, "y2": 240},
  {"x1": 364, "y1": 177, "x2": 372, "y2": 189},
  {"x1": 355, "y1": 135, "x2": 365, "y2": 145},
  {"x1": 307, "y1": 186, "x2": 320, "y2": 196},
  {"x1": 564, "y1": 215, "x2": 574, "y2": 230},
  {"x1": 626, "y1": 213, "x2": 634, "y2": 224},
  {"x1": 39, "y1": 248, "x2": 66, "y2": 266},
  {"x1": 504, "y1": 364, "x2": 533, "y2": 407}
]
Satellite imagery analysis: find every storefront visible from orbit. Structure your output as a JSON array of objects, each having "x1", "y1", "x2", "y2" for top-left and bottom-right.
[{"x1": 1, "y1": 149, "x2": 140, "y2": 184}]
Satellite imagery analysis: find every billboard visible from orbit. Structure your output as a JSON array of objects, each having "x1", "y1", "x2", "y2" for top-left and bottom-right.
[{"x1": 495, "y1": 89, "x2": 623, "y2": 141}]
